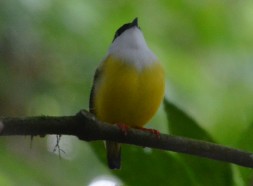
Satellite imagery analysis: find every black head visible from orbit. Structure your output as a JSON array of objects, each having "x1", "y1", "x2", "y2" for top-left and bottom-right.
[{"x1": 112, "y1": 18, "x2": 140, "y2": 42}]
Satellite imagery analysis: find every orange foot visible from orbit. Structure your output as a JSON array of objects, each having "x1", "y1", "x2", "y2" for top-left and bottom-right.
[
  {"x1": 116, "y1": 123, "x2": 129, "y2": 136},
  {"x1": 135, "y1": 127, "x2": 160, "y2": 138}
]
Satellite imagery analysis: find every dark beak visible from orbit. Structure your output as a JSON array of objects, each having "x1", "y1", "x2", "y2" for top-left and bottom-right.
[{"x1": 131, "y1": 17, "x2": 138, "y2": 27}]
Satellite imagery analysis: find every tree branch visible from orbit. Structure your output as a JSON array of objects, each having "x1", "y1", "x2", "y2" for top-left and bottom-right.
[{"x1": 0, "y1": 110, "x2": 253, "y2": 169}]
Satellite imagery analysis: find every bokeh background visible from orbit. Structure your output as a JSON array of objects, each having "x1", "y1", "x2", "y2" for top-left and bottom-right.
[{"x1": 1, "y1": 0, "x2": 253, "y2": 185}]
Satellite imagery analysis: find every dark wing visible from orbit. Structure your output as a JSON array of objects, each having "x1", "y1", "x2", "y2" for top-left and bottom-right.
[{"x1": 89, "y1": 66, "x2": 102, "y2": 114}]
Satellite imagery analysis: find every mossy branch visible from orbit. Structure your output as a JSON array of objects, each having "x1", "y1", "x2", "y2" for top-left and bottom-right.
[{"x1": 0, "y1": 110, "x2": 253, "y2": 169}]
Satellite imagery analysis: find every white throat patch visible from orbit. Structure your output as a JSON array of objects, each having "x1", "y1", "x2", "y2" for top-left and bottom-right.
[{"x1": 107, "y1": 27, "x2": 157, "y2": 70}]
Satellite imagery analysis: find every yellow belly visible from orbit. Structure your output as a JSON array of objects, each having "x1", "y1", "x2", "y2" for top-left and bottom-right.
[{"x1": 94, "y1": 56, "x2": 165, "y2": 127}]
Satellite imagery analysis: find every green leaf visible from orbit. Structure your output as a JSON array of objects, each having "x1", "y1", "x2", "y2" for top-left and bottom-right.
[
  {"x1": 164, "y1": 99, "x2": 233, "y2": 186},
  {"x1": 237, "y1": 123, "x2": 253, "y2": 184},
  {"x1": 90, "y1": 141, "x2": 196, "y2": 186},
  {"x1": 164, "y1": 99, "x2": 212, "y2": 140}
]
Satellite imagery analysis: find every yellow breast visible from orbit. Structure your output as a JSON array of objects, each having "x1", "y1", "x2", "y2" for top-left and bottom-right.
[{"x1": 94, "y1": 56, "x2": 165, "y2": 127}]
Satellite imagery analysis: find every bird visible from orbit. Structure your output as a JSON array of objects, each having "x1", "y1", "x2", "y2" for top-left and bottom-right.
[{"x1": 89, "y1": 18, "x2": 165, "y2": 169}]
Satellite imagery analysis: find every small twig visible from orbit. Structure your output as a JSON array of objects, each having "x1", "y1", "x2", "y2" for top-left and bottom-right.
[
  {"x1": 0, "y1": 110, "x2": 253, "y2": 169},
  {"x1": 53, "y1": 135, "x2": 66, "y2": 158}
]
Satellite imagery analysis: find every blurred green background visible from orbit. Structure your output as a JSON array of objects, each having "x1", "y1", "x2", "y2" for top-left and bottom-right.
[{"x1": 1, "y1": 0, "x2": 253, "y2": 185}]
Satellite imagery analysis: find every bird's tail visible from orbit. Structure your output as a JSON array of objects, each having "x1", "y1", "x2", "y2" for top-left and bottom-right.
[{"x1": 106, "y1": 141, "x2": 121, "y2": 169}]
